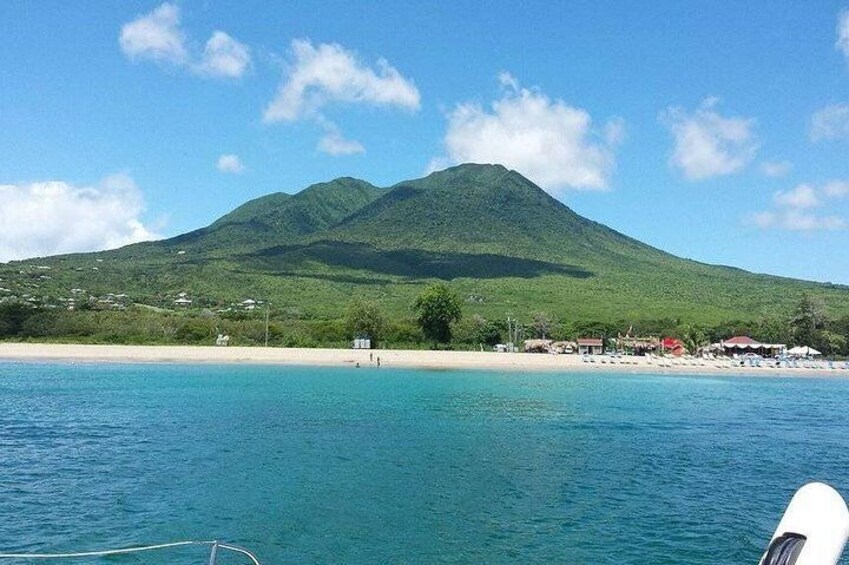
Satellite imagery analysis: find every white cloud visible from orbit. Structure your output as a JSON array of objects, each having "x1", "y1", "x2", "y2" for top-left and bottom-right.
[
  {"x1": 661, "y1": 98, "x2": 758, "y2": 181},
  {"x1": 263, "y1": 39, "x2": 420, "y2": 122},
  {"x1": 810, "y1": 104, "x2": 849, "y2": 141},
  {"x1": 824, "y1": 180, "x2": 849, "y2": 198},
  {"x1": 837, "y1": 9, "x2": 849, "y2": 59},
  {"x1": 774, "y1": 184, "x2": 819, "y2": 209},
  {"x1": 216, "y1": 154, "x2": 245, "y2": 173},
  {"x1": 751, "y1": 181, "x2": 848, "y2": 232},
  {"x1": 120, "y1": 3, "x2": 251, "y2": 79},
  {"x1": 195, "y1": 31, "x2": 251, "y2": 78},
  {"x1": 750, "y1": 211, "x2": 776, "y2": 229},
  {"x1": 603, "y1": 117, "x2": 626, "y2": 146},
  {"x1": 317, "y1": 129, "x2": 365, "y2": 156},
  {"x1": 751, "y1": 210, "x2": 845, "y2": 231},
  {"x1": 424, "y1": 157, "x2": 452, "y2": 176},
  {"x1": 0, "y1": 174, "x2": 159, "y2": 262},
  {"x1": 497, "y1": 71, "x2": 520, "y2": 91},
  {"x1": 432, "y1": 77, "x2": 620, "y2": 193},
  {"x1": 760, "y1": 160, "x2": 792, "y2": 178},
  {"x1": 119, "y1": 2, "x2": 187, "y2": 65}
]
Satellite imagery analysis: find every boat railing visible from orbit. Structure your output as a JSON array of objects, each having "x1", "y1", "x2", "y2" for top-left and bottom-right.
[{"x1": 0, "y1": 539, "x2": 260, "y2": 564}]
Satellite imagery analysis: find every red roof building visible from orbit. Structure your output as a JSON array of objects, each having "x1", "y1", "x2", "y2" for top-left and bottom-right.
[
  {"x1": 661, "y1": 337, "x2": 687, "y2": 356},
  {"x1": 723, "y1": 336, "x2": 759, "y2": 345}
]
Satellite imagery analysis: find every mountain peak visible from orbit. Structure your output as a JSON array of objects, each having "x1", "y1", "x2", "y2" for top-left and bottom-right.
[
  {"x1": 440, "y1": 162, "x2": 509, "y2": 174},
  {"x1": 423, "y1": 162, "x2": 512, "y2": 185},
  {"x1": 301, "y1": 176, "x2": 376, "y2": 194}
]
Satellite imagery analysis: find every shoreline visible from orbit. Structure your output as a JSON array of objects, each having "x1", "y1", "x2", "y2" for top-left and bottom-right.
[{"x1": 0, "y1": 343, "x2": 846, "y2": 378}]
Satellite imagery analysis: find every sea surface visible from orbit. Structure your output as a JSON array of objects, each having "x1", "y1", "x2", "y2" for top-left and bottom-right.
[{"x1": 1, "y1": 362, "x2": 848, "y2": 564}]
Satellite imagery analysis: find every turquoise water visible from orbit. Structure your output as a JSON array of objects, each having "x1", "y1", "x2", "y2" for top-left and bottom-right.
[{"x1": 1, "y1": 363, "x2": 848, "y2": 564}]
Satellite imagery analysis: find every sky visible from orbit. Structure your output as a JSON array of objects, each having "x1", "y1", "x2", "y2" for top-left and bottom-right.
[{"x1": 2, "y1": 1, "x2": 849, "y2": 284}]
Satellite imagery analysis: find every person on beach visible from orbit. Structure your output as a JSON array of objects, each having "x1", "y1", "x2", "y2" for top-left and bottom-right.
[{"x1": 377, "y1": 357, "x2": 381, "y2": 368}]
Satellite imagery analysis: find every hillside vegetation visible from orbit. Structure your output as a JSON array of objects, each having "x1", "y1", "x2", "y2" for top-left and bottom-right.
[{"x1": 1, "y1": 163, "x2": 848, "y2": 346}]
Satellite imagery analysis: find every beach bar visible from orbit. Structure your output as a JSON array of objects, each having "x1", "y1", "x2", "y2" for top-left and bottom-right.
[
  {"x1": 719, "y1": 336, "x2": 786, "y2": 357},
  {"x1": 615, "y1": 335, "x2": 660, "y2": 355}
]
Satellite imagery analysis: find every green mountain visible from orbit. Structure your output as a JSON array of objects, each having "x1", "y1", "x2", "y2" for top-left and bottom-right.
[
  {"x1": 147, "y1": 177, "x2": 386, "y2": 257},
  {"x1": 324, "y1": 163, "x2": 663, "y2": 262},
  {"x1": 3, "y1": 164, "x2": 848, "y2": 324}
]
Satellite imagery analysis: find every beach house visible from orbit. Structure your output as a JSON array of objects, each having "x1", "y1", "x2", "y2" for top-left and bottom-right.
[{"x1": 577, "y1": 338, "x2": 604, "y2": 355}]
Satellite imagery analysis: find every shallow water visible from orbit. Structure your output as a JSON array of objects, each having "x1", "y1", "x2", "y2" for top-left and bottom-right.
[{"x1": 1, "y1": 362, "x2": 848, "y2": 564}]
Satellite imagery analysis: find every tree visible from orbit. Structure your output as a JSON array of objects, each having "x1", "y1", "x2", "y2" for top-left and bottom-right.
[
  {"x1": 531, "y1": 312, "x2": 553, "y2": 339},
  {"x1": 470, "y1": 315, "x2": 501, "y2": 346},
  {"x1": 680, "y1": 324, "x2": 707, "y2": 355},
  {"x1": 345, "y1": 298, "x2": 386, "y2": 346},
  {"x1": 753, "y1": 317, "x2": 791, "y2": 345},
  {"x1": 20, "y1": 310, "x2": 59, "y2": 338},
  {"x1": 790, "y1": 295, "x2": 826, "y2": 347},
  {"x1": 0, "y1": 303, "x2": 34, "y2": 337},
  {"x1": 572, "y1": 320, "x2": 617, "y2": 341},
  {"x1": 819, "y1": 330, "x2": 846, "y2": 357},
  {"x1": 833, "y1": 316, "x2": 849, "y2": 356},
  {"x1": 412, "y1": 283, "x2": 462, "y2": 347},
  {"x1": 159, "y1": 317, "x2": 178, "y2": 342}
]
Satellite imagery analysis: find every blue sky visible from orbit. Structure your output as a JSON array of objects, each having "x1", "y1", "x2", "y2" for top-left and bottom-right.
[{"x1": 2, "y1": 1, "x2": 849, "y2": 283}]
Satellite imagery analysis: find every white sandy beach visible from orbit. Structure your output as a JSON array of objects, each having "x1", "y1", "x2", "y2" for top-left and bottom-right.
[{"x1": 0, "y1": 342, "x2": 845, "y2": 378}]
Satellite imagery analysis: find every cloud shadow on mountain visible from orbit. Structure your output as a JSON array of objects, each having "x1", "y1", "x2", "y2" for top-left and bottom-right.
[{"x1": 241, "y1": 240, "x2": 593, "y2": 280}]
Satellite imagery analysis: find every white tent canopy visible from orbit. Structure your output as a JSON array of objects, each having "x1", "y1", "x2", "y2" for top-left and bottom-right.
[{"x1": 788, "y1": 346, "x2": 822, "y2": 356}]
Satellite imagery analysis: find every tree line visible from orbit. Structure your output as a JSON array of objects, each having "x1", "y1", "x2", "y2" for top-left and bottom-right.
[{"x1": 2, "y1": 286, "x2": 848, "y2": 356}]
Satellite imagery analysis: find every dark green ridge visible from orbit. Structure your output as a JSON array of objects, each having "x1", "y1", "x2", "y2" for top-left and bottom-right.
[{"x1": 211, "y1": 177, "x2": 383, "y2": 235}]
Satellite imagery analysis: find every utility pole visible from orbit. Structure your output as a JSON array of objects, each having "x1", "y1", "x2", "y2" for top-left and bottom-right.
[{"x1": 264, "y1": 302, "x2": 270, "y2": 347}]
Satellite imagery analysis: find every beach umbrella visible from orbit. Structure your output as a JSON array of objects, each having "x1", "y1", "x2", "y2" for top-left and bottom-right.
[{"x1": 789, "y1": 346, "x2": 822, "y2": 356}]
